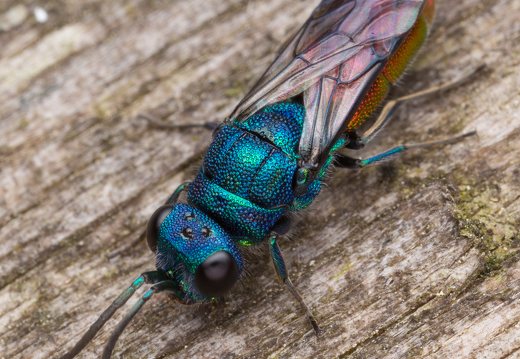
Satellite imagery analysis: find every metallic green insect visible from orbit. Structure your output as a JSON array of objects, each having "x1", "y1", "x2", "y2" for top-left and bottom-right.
[{"x1": 62, "y1": 0, "x2": 480, "y2": 357}]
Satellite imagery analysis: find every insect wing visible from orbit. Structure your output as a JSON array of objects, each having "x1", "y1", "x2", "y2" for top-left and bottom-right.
[
  {"x1": 229, "y1": 0, "x2": 425, "y2": 167},
  {"x1": 229, "y1": 0, "x2": 358, "y2": 122}
]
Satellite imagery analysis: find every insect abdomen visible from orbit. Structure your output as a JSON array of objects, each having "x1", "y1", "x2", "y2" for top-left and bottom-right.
[
  {"x1": 383, "y1": 0, "x2": 434, "y2": 83},
  {"x1": 347, "y1": 0, "x2": 435, "y2": 131}
]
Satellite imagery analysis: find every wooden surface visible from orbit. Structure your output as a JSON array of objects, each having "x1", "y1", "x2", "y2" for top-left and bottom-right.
[{"x1": 1, "y1": 0, "x2": 519, "y2": 358}]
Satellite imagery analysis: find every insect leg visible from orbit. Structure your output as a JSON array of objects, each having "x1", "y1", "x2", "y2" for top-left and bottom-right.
[
  {"x1": 336, "y1": 131, "x2": 476, "y2": 169},
  {"x1": 268, "y1": 234, "x2": 321, "y2": 335},
  {"x1": 348, "y1": 65, "x2": 484, "y2": 148},
  {"x1": 138, "y1": 113, "x2": 219, "y2": 131}
]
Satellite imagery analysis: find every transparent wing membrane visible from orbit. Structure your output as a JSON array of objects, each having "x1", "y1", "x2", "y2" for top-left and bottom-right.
[{"x1": 230, "y1": 0, "x2": 425, "y2": 167}]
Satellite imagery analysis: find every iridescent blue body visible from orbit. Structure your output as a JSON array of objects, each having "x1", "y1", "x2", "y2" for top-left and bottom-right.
[
  {"x1": 156, "y1": 102, "x2": 343, "y2": 302},
  {"x1": 64, "y1": 3, "x2": 470, "y2": 356},
  {"x1": 189, "y1": 102, "x2": 328, "y2": 241}
]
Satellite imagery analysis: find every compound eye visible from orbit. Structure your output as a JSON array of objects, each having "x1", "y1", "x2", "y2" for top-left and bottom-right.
[
  {"x1": 146, "y1": 205, "x2": 173, "y2": 252},
  {"x1": 194, "y1": 251, "x2": 239, "y2": 297}
]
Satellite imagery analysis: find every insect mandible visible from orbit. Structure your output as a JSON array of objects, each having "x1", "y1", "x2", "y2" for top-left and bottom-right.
[{"x1": 61, "y1": 0, "x2": 480, "y2": 357}]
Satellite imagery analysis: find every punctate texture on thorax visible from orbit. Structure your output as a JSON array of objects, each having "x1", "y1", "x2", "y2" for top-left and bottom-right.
[{"x1": 187, "y1": 102, "x2": 332, "y2": 244}]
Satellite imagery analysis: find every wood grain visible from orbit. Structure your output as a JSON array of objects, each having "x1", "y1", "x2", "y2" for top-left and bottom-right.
[{"x1": 1, "y1": 0, "x2": 519, "y2": 358}]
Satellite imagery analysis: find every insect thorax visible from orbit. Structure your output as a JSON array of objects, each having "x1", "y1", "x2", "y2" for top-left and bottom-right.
[{"x1": 187, "y1": 102, "x2": 329, "y2": 244}]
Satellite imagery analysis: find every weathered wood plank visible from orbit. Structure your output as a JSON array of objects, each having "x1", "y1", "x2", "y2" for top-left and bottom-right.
[{"x1": 1, "y1": 0, "x2": 519, "y2": 358}]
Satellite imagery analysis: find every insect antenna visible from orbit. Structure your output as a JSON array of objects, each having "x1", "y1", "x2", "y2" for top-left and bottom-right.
[
  {"x1": 60, "y1": 271, "x2": 165, "y2": 359},
  {"x1": 102, "y1": 280, "x2": 179, "y2": 359}
]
